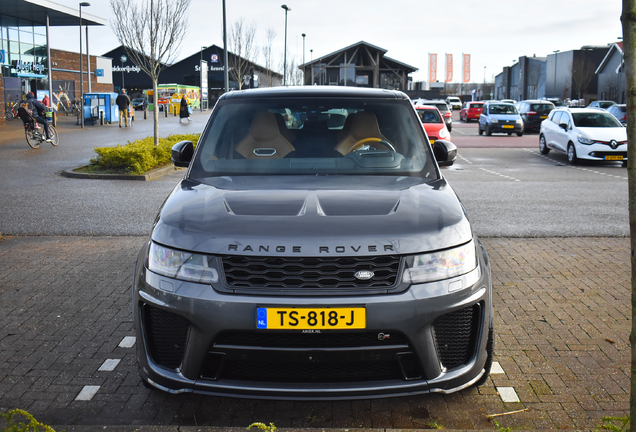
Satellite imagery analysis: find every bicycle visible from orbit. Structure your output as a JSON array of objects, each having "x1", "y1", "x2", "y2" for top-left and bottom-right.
[
  {"x1": 24, "y1": 120, "x2": 59, "y2": 149},
  {"x1": 5, "y1": 100, "x2": 18, "y2": 120}
]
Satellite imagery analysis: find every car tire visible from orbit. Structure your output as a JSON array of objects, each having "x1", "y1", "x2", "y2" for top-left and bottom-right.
[
  {"x1": 486, "y1": 125, "x2": 492, "y2": 136},
  {"x1": 539, "y1": 135, "x2": 550, "y2": 154},
  {"x1": 475, "y1": 325, "x2": 494, "y2": 387},
  {"x1": 478, "y1": 125, "x2": 483, "y2": 135},
  {"x1": 516, "y1": 132, "x2": 523, "y2": 137},
  {"x1": 567, "y1": 143, "x2": 578, "y2": 165},
  {"x1": 507, "y1": 132, "x2": 512, "y2": 136}
]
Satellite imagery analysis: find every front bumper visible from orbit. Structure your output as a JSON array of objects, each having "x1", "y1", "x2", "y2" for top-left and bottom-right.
[
  {"x1": 488, "y1": 122, "x2": 523, "y2": 134},
  {"x1": 577, "y1": 143, "x2": 628, "y2": 161},
  {"x1": 133, "y1": 239, "x2": 492, "y2": 400}
]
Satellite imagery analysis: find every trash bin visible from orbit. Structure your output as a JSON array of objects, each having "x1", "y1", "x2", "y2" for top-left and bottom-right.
[{"x1": 45, "y1": 108, "x2": 53, "y2": 122}]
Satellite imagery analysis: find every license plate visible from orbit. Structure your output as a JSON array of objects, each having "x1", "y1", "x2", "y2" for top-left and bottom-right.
[
  {"x1": 429, "y1": 139, "x2": 435, "y2": 144},
  {"x1": 541, "y1": 115, "x2": 548, "y2": 119},
  {"x1": 502, "y1": 125, "x2": 514, "y2": 129},
  {"x1": 256, "y1": 307, "x2": 366, "y2": 330},
  {"x1": 605, "y1": 155, "x2": 624, "y2": 161}
]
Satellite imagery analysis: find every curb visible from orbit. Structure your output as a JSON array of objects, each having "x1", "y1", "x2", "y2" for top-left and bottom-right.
[{"x1": 61, "y1": 164, "x2": 178, "y2": 181}]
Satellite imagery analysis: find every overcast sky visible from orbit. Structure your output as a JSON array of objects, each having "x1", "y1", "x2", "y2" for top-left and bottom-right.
[{"x1": 48, "y1": 0, "x2": 624, "y2": 84}]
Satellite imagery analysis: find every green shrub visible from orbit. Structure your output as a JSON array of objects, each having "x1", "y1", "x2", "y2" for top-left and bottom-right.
[
  {"x1": 90, "y1": 133, "x2": 200, "y2": 175},
  {"x1": 1, "y1": 408, "x2": 56, "y2": 432}
]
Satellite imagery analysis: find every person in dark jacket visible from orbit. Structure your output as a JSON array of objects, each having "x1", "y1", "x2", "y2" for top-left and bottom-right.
[
  {"x1": 180, "y1": 95, "x2": 191, "y2": 122},
  {"x1": 116, "y1": 89, "x2": 131, "y2": 127},
  {"x1": 24, "y1": 92, "x2": 52, "y2": 142}
]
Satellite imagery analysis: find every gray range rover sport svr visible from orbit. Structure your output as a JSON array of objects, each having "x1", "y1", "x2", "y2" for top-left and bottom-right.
[{"x1": 133, "y1": 86, "x2": 493, "y2": 400}]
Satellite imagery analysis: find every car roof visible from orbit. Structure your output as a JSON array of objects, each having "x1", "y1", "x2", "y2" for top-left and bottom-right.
[
  {"x1": 556, "y1": 107, "x2": 611, "y2": 114},
  {"x1": 518, "y1": 99, "x2": 554, "y2": 104},
  {"x1": 220, "y1": 86, "x2": 410, "y2": 101},
  {"x1": 415, "y1": 105, "x2": 441, "y2": 110}
]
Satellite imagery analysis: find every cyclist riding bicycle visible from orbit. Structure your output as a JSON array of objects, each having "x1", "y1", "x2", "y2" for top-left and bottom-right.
[{"x1": 19, "y1": 92, "x2": 52, "y2": 143}]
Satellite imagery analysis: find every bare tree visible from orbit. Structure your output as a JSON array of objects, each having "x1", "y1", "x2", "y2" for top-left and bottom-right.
[
  {"x1": 228, "y1": 18, "x2": 257, "y2": 90},
  {"x1": 619, "y1": 2, "x2": 636, "y2": 428},
  {"x1": 261, "y1": 27, "x2": 277, "y2": 87},
  {"x1": 526, "y1": 63, "x2": 544, "y2": 99},
  {"x1": 570, "y1": 57, "x2": 596, "y2": 101},
  {"x1": 110, "y1": 0, "x2": 190, "y2": 146}
]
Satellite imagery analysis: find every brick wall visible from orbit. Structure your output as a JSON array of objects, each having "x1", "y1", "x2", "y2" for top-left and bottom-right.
[{"x1": 51, "y1": 48, "x2": 113, "y2": 97}]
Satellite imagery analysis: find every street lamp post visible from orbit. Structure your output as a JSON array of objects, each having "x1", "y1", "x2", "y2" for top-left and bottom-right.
[
  {"x1": 553, "y1": 50, "x2": 560, "y2": 98},
  {"x1": 200, "y1": 46, "x2": 205, "y2": 112},
  {"x1": 86, "y1": 25, "x2": 91, "y2": 92},
  {"x1": 302, "y1": 33, "x2": 306, "y2": 85},
  {"x1": 79, "y1": 2, "x2": 90, "y2": 129},
  {"x1": 120, "y1": 55, "x2": 127, "y2": 90},
  {"x1": 483, "y1": 66, "x2": 486, "y2": 100},
  {"x1": 281, "y1": 5, "x2": 291, "y2": 86},
  {"x1": 310, "y1": 49, "x2": 314, "y2": 85}
]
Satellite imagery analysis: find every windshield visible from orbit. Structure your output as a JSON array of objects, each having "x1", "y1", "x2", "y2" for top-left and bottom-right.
[
  {"x1": 189, "y1": 97, "x2": 439, "y2": 181},
  {"x1": 469, "y1": 103, "x2": 483, "y2": 109},
  {"x1": 530, "y1": 103, "x2": 554, "y2": 112},
  {"x1": 572, "y1": 112, "x2": 623, "y2": 128},
  {"x1": 489, "y1": 104, "x2": 518, "y2": 114}
]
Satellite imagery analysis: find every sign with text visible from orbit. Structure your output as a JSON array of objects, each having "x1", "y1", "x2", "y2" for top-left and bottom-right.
[
  {"x1": 201, "y1": 60, "x2": 208, "y2": 100},
  {"x1": 429, "y1": 53, "x2": 437, "y2": 82},
  {"x1": 445, "y1": 54, "x2": 453, "y2": 83},
  {"x1": 462, "y1": 54, "x2": 471, "y2": 83}
]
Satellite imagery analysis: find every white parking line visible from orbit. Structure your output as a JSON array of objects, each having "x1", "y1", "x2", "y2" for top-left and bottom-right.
[
  {"x1": 457, "y1": 154, "x2": 473, "y2": 164},
  {"x1": 75, "y1": 385, "x2": 100, "y2": 401},
  {"x1": 491, "y1": 361, "x2": 505, "y2": 374},
  {"x1": 497, "y1": 386, "x2": 520, "y2": 403},
  {"x1": 524, "y1": 149, "x2": 628, "y2": 180},
  {"x1": 119, "y1": 336, "x2": 136, "y2": 348},
  {"x1": 98, "y1": 359, "x2": 121, "y2": 372},
  {"x1": 479, "y1": 168, "x2": 521, "y2": 182}
]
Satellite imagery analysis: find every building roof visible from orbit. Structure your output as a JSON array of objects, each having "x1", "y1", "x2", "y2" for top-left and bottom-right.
[
  {"x1": 5, "y1": 0, "x2": 106, "y2": 26},
  {"x1": 595, "y1": 42, "x2": 624, "y2": 75},
  {"x1": 298, "y1": 40, "x2": 418, "y2": 72}
]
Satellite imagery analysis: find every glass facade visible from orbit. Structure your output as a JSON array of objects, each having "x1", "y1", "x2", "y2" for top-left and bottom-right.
[{"x1": 1, "y1": 14, "x2": 49, "y2": 110}]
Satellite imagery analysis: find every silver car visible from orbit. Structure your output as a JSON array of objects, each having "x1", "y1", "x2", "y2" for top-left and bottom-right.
[{"x1": 134, "y1": 86, "x2": 493, "y2": 399}]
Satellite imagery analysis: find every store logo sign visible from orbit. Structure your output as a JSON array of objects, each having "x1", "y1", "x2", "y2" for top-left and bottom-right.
[
  {"x1": 211, "y1": 54, "x2": 219, "y2": 63},
  {"x1": 0, "y1": 50, "x2": 5, "y2": 64},
  {"x1": 96, "y1": 69, "x2": 104, "y2": 77},
  {"x1": 13, "y1": 60, "x2": 45, "y2": 74}
]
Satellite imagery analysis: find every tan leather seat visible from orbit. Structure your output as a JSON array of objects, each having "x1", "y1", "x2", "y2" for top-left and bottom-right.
[
  {"x1": 334, "y1": 111, "x2": 391, "y2": 155},
  {"x1": 235, "y1": 111, "x2": 295, "y2": 159}
]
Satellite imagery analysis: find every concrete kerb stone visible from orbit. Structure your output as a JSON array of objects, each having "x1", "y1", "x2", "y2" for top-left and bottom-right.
[{"x1": 61, "y1": 164, "x2": 177, "y2": 181}]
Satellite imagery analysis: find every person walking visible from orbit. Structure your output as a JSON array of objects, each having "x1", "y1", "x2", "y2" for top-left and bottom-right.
[
  {"x1": 116, "y1": 89, "x2": 131, "y2": 127},
  {"x1": 180, "y1": 95, "x2": 191, "y2": 123}
]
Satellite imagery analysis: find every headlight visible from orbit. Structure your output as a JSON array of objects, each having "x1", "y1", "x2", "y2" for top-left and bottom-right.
[
  {"x1": 577, "y1": 134, "x2": 595, "y2": 145},
  {"x1": 148, "y1": 242, "x2": 219, "y2": 284},
  {"x1": 516, "y1": 119, "x2": 523, "y2": 124},
  {"x1": 439, "y1": 128, "x2": 449, "y2": 139},
  {"x1": 491, "y1": 118, "x2": 499, "y2": 123},
  {"x1": 402, "y1": 241, "x2": 477, "y2": 284}
]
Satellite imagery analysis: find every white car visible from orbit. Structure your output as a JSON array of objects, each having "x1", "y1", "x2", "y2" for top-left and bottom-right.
[
  {"x1": 539, "y1": 107, "x2": 627, "y2": 165},
  {"x1": 445, "y1": 96, "x2": 462, "y2": 110}
]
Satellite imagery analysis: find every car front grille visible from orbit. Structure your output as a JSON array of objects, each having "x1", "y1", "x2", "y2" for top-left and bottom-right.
[
  {"x1": 142, "y1": 304, "x2": 189, "y2": 370},
  {"x1": 220, "y1": 255, "x2": 402, "y2": 294},
  {"x1": 432, "y1": 304, "x2": 481, "y2": 370},
  {"x1": 199, "y1": 330, "x2": 422, "y2": 383}
]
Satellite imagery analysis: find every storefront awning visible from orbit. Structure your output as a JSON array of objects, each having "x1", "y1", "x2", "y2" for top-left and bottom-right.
[{"x1": 7, "y1": 0, "x2": 106, "y2": 27}]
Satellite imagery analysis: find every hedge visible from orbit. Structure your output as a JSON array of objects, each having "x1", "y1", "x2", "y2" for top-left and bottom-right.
[{"x1": 90, "y1": 133, "x2": 201, "y2": 175}]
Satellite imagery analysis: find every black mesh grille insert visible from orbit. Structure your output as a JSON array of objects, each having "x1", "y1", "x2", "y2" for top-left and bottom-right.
[
  {"x1": 214, "y1": 330, "x2": 408, "y2": 348},
  {"x1": 202, "y1": 330, "x2": 418, "y2": 383},
  {"x1": 221, "y1": 255, "x2": 401, "y2": 289},
  {"x1": 432, "y1": 304, "x2": 480, "y2": 370},
  {"x1": 143, "y1": 304, "x2": 189, "y2": 370}
]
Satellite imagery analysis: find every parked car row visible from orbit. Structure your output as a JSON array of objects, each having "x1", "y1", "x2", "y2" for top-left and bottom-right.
[{"x1": 412, "y1": 99, "x2": 453, "y2": 131}]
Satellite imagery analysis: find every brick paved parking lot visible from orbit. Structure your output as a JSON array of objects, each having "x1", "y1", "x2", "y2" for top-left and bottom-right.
[{"x1": 0, "y1": 236, "x2": 630, "y2": 431}]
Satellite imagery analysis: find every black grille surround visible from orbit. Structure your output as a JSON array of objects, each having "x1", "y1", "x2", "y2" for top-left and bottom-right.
[
  {"x1": 218, "y1": 254, "x2": 404, "y2": 295},
  {"x1": 142, "y1": 304, "x2": 189, "y2": 370},
  {"x1": 199, "y1": 330, "x2": 423, "y2": 383},
  {"x1": 432, "y1": 303, "x2": 481, "y2": 370}
]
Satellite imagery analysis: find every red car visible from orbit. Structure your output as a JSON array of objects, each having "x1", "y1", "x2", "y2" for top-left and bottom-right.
[
  {"x1": 460, "y1": 101, "x2": 484, "y2": 122},
  {"x1": 415, "y1": 105, "x2": 451, "y2": 143}
]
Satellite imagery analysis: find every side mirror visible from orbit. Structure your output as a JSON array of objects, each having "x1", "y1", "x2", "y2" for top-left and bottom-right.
[
  {"x1": 171, "y1": 140, "x2": 194, "y2": 167},
  {"x1": 559, "y1": 123, "x2": 569, "y2": 131},
  {"x1": 433, "y1": 140, "x2": 457, "y2": 167}
]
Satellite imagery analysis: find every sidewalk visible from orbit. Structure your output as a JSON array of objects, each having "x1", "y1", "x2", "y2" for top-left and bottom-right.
[{"x1": 0, "y1": 236, "x2": 630, "y2": 431}]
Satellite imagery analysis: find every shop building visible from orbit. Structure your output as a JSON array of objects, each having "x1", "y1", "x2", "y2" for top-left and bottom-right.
[
  {"x1": 1, "y1": 0, "x2": 109, "y2": 122},
  {"x1": 299, "y1": 41, "x2": 418, "y2": 90}
]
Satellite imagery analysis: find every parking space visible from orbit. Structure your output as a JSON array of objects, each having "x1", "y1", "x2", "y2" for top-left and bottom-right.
[{"x1": 0, "y1": 236, "x2": 629, "y2": 430}]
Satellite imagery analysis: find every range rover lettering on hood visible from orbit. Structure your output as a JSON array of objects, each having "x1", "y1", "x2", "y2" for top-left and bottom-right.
[{"x1": 228, "y1": 244, "x2": 395, "y2": 253}]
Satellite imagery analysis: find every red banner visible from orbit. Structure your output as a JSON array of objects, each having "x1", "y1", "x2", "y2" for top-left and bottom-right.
[
  {"x1": 446, "y1": 54, "x2": 453, "y2": 83},
  {"x1": 463, "y1": 54, "x2": 471, "y2": 83},
  {"x1": 429, "y1": 53, "x2": 437, "y2": 82}
]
